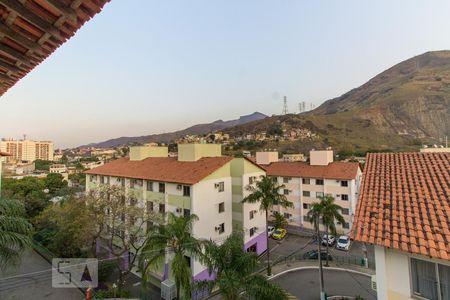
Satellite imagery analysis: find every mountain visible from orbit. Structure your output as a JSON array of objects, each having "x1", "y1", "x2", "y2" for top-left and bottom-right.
[
  {"x1": 223, "y1": 51, "x2": 450, "y2": 153},
  {"x1": 81, "y1": 112, "x2": 267, "y2": 148}
]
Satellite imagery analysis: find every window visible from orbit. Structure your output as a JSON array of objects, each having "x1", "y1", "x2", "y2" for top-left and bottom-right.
[
  {"x1": 136, "y1": 179, "x2": 143, "y2": 187},
  {"x1": 315, "y1": 179, "x2": 324, "y2": 185},
  {"x1": 159, "y1": 182, "x2": 165, "y2": 193},
  {"x1": 183, "y1": 209, "x2": 190, "y2": 218},
  {"x1": 217, "y1": 182, "x2": 225, "y2": 192},
  {"x1": 116, "y1": 177, "x2": 121, "y2": 183},
  {"x1": 249, "y1": 176, "x2": 257, "y2": 184},
  {"x1": 303, "y1": 203, "x2": 309, "y2": 209},
  {"x1": 343, "y1": 222, "x2": 350, "y2": 229},
  {"x1": 250, "y1": 227, "x2": 256, "y2": 237},
  {"x1": 341, "y1": 208, "x2": 349, "y2": 215},
  {"x1": 284, "y1": 213, "x2": 292, "y2": 219},
  {"x1": 341, "y1": 194, "x2": 349, "y2": 201},
  {"x1": 303, "y1": 215, "x2": 309, "y2": 222},
  {"x1": 218, "y1": 202, "x2": 225, "y2": 213},
  {"x1": 341, "y1": 180, "x2": 348, "y2": 187},
  {"x1": 411, "y1": 258, "x2": 438, "y2": 299},
  {"x1": 217, "y1": 223, "x2": 225, "y2": 234},
  {"x1": 283, "y1": 189, "x2": 290, "y2": 195},
  {"x1": 106, "y1": 177, "x2": 110, "y2": 184},
  {"x1": 130, "y1": 179, "x2": 135, "y2": 189},
  {"x1": 302, "y1": 191, "x2": 310, "y2": 197},
  {"x1": 159, "y1": 203, "x2": 165, "y2": 214},
  {"x1": 316, "y1": 192, "x2": 324, "y2": 198},
  {"x1": 183, "y1": 186, "x2": 190, "y2": 197},
  {"x1": 147, "y1": 201, "x2": 153, "y2": 212},
  {"x1": 146, "y1": 181, "x2": 153, "y2": 191},
  {"x1": 100, "y1": 176, "x2": 105, "y2": 184},
  {"x1": 283, "y1": 177, "x2": 290, "y2": 183},
  {"x1": 249, "y1": 210, "x2": 255, "y2": 219},
  {"x1": 302, "y1": 178, "x2": 310, "y2": 184}
]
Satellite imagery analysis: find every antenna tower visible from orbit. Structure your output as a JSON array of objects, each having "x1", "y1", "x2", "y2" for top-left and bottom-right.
[{"x1": 282, "y1": 96, "x2": 288, "y2": 115}]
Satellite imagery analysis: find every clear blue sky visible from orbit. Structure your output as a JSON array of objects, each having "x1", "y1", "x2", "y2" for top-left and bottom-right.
[{"x1": 1, "y1": 0, "x2": 450, "y2": 148}]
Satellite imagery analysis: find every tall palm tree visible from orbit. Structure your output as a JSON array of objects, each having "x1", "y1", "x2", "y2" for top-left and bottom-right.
[
  {"x1": 307, "y1": 201, "x2": 326, "y2": 300},
  {"x1": 320, "y1": 195, "x2": 345, "y2": 267},
  {"x1": 242, "y1": 176, "x2": 293, "y2": 276},
  {"x1": 139, "y1": 213, "x2": 203, "y2": 299},
  {"x1": 195, "y1": 232, "x2": 288, "y2": 300},
  {"x1": 0, "y1": 198, "x2": 32, "y2": 268}
]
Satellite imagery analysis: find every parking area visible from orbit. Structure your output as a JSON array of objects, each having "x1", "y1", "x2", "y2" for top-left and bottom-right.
[{"x1": 266, "y1": 229, "x2": 375, "y2": 267}]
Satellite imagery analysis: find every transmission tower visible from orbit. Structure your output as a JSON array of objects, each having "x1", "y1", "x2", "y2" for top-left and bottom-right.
[{"x1": 282, "y1": 96, "x2": 288, "y2": 115}]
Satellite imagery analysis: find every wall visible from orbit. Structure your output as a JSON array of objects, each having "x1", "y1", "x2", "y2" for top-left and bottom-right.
[
  {"x1": 129, "y1": 146, "x2": 168, "y2": 160},
  {"x1": 310, "y1": 150, "x2": 333, "y2": 166},
  {"x1": 255, "y1": 152, "x2": 278, "y2": 165},
  {"x1": 178, "y1": 144, "x2": 222, "y2": 162}
]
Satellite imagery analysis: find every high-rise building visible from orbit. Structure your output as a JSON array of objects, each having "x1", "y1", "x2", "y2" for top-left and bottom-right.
[{"x1": 0, "y1": 139, "x2": 54, "y2": 162}]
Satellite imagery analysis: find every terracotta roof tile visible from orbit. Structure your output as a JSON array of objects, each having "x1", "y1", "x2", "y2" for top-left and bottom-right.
[
  {"x1": 352, "y1": 152, "x2": 450, "y2": 260},
  {"x1": 85, "y1": 156, "x2": 233, "y2": 185},
  {"x1": 264, "y1": 161, "x2": 360, "y2": 180}
]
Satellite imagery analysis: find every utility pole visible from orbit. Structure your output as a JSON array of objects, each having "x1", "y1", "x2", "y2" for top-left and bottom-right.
[{"x1": 282, "y1": 96, "x2": 288, "y2": 115}]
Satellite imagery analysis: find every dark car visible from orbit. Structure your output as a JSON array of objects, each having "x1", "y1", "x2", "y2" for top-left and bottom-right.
[{"x1": 302, "y1": 250, "x2": 333, "y2": 261}]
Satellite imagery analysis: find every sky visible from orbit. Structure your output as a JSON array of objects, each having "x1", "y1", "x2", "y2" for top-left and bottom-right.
[{"x1": 1, "y1": 0, "x2": 450, "y2": 148}]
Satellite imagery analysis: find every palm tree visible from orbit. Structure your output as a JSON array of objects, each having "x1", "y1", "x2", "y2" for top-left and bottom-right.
[
  {"x1": 307, "y1": 201, "x2": 325, "y2": 300},
  {"x1": 195, "y1": 232, "x2": 288, "y2": 300},
  {"x1": 320, "y1": 195, "x2": 345, "y2": 267},
  {"x1": 272, "y1": 211, "x2": 288, "y2": 229},
  {"x1": 0, "y1": 198, "x2": 32, "y2": 268},
  {"x1": 242, "y1": 176, "x2": 293, "y2": 276},
  {"x1": 139, "y1": 213, "x2": 203, "y2": 299}
]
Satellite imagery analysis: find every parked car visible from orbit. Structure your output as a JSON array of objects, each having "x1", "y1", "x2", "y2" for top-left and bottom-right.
[
  {"x1": 302, "y1": 250, "x2": 333, "y2": 261},
  {"x1": 272, "y1": 228, "x2": 287, "y2": 240},
  {"x1": 336, "y1": 235, "x2": 351, "y2": 251},
  {"x1": 267, "y1": 226, "x2": 275, "y2": 237},
  {"x1": 321, "y1": 234, "x2": 336, "y2": 246}
]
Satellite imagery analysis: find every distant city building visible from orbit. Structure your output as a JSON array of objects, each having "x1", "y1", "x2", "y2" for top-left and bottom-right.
[
  {"x1": 3, "y1": 162, "x2": 35, "y2": 175},
  {"x1": 49, "y1": 164, "x2": 67, "y2": 174},
  {"x1": 258, "y1": 149, "x2": 362, "y2": 234},
  {"x1": 0, "y1": 139, "x2": 54, "y2": 162},
  {"x1": 420, "y1": 146, "x2": 450, "y2": 153},
  {"x1": 282, "y1": 153, "x2": 305, "y2": 162},
  {"x1": 81, "y1": 161, "x2": 104, "y2": 170}
]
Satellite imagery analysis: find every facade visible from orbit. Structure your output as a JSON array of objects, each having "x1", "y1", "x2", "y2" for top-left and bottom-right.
[
  {"x1": 85, "y1": 144, "x2": 267, "y2": 282},
  {"x1": 0, "y1": 151, "x2": 11, "y2": 194},
  {"x1": 0, "y1": 139, "x2": 54, "y2": 162},
  {"x1": 353, "y1": 152, "x2": 450, "y2": 300},
  {"x1": 49, "y1": 164, "x2": 67, "y2": 174},
  {"x1": 260, "y1": 149, "x2": 362, "y2": 234}
]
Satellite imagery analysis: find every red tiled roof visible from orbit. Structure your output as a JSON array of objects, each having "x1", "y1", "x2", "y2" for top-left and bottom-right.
[
  {"x1": 0, "y1": 0, "x2": 110, "y2": 96},
  {"x1": 264, "y1": 161, "x2": 360, "y2": 180},
  {"x1": 85, "y1": 156, "x2": 233, "y2": 185},
  {"x1": 0, "y1": 151, "x2": 11, "y2": 156},
  {"x1": 353, "y1": 152, "x2": 450, "y2": 260}
]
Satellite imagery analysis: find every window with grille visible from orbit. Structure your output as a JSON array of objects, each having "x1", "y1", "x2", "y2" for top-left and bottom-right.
[
  {"x1": 147, "y1": 181, "x2": 153, "y2": 191},
  {"x1": 303, "y1": 191, "x2": 310, "y2": 197},
  {"x1": 341, "y1": 180, "x2": 348, "y2": 187},
  {"x1": 302, "y1": 178, "x2": 310, "y2": 184},
  {"x1": 218, "y1": 202, "x2": 225, "y2": 213},
  {"x1": 316, "y1": 179, "x2": 324, "y2": 185},
  {"x1": 183, "y1": 186, "x2": 191, "y2": 197},
  {"x1": 341, "y1": 194, "x2": 349, "y2": 201},
  {"x1": 159, "y1": 183, "x2": 165, "y2": 193}
]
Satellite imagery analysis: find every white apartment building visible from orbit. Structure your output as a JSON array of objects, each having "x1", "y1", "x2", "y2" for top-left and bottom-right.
[
  {"x1": 259, "y1": 149, "x2": 362, "y2": 234},
  {"x1": 85, "y1": 144, "x2": 267, "y2": 283},
  {"x1": 0, "y1": 139, "x2": 54, "y2": 162},
  {"x1": 49, "y1": 164, "x2": 67, "y2": 174}
]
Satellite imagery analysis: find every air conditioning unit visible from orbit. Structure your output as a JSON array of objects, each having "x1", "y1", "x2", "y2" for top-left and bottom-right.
[
  {"x1": 175, "y1": 208, "x2": 182, "y2": 213},
  {"x1": 370, "y1": 275, "x2": 377, "y2": 291},
  {"x1": 215, "y1": 226, "x2": 221, "y2": 231},
  {"x1": 177, "y1": 185, "x2": 182, "y2": 190},
  {"x1": 214, "y1": 183, "x2": 220, "y2": 189}
]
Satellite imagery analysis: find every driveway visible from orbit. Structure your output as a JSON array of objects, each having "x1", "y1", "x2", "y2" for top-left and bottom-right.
[
  {"x1": 272, "y1": 269, "x2": 377, "y2": 300},
  {"x1": 0, "y1": 250, "x2": 84, "y2": 300}
]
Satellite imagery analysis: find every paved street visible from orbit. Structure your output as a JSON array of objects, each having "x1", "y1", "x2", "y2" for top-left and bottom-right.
[
  {"x1": 273, "y1": 269, "x2": 377, "y2": 300},
  {"x1": 0, "y1": 250, "x2": 84, "y2": 300},
  {"x1": 266, "y1": 229, "x2": 375, "y2": 268}
]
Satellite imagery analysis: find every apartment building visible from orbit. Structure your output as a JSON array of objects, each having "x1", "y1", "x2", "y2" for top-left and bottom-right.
[
  {"x1": 353, "y1": 152, "x2": 450, "y2": 300},
  {"x1": 0, "y1": 139, "x2": 54, "y2": 162},
  {"x1": 85, "y1": 144, "x2": 266, "y2": 282},
  {"x1": 259, "y1": 149, "x2": 362, "y2": 234},
  {"x1": 0, "y1": 151, "x2": 11, "y2": 193}
]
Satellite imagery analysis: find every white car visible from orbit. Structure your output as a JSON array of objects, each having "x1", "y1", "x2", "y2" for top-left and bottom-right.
[
  {"x1": 267, "y1": 226, "x2": 275, "y2": 237},
  {"x1": 336, "y1": 235, "x2": 351, "y2": 251}
]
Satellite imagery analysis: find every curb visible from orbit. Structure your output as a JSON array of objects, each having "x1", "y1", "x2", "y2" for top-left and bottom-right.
[{"x1": 268, "y1": 266, "x2": 373, "y2": 280}]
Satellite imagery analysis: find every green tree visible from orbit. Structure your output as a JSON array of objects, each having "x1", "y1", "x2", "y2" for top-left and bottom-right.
[
  {"x1": 307, "y1": 201, "x2": 326, "y2": 300},
  {"x1": 44, "y1": 173, "x2": 68, "y2": 195},
  {"x1": 242, "y1": 176, "x2": 293, "y2": 276},
  {"x1": 35, "y1": 197, "x2": 93, "y2": 257},
  {"x1": 139, "y1": 213, "x2": 203, "y2": 299},
  {"x1": 272, "y1": 211, "x2": 288, "y2": 229},
  {"x1": 0, "y1": 199, "x2": 33, "y2": 268},
  {"x1": 320, "y1": 195, "x2": 345, "y2": 267},
  {"x1": 34, "y1": 159, "x2": 52, "y2": 171},
  {"x1": 195, "y1": 232, "x2": 288, "y2": 300}
]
